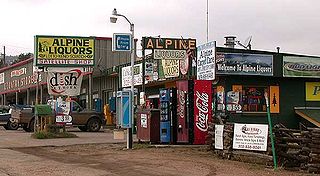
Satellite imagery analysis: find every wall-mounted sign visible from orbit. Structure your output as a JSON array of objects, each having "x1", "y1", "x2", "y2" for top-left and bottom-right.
[
  {"x1": 35, "y1": 35, "x2": 95, "y2": 66},
  {"x1": 197, "y1": 41, "x2": 216, "y2": 80},
  {"x1": 11, "y1": 68, "x2": 26, "y2": 77},
  {"x1": 141, "y1": 114, "x2": 147, "y2": 128},
  {"x1": 269, "y1": 86, "x2": 280, "y2": 113},
  {"x1": 154, "y1": 49, "x2": 186, "y2": 60},
  {"x1": 142, "y1": 37, "x2": 196, "y2": 50},
  {"x1": 158, "y1": 60, "x2": 179, "y2": 79},
  {"x1": 4, "y1": 73, "x2": 40, "y2": 90},
  {"x1": 233, "y1": 123, "x2": 268, "y2": 151},
  {"x1": 283, "y1": 56, "x2": 320, "y2": 78},
  {"x1": 306, "y1": 82, "x2": 320, "y2": 101},
  {"x1": 47, "y1": 67, "x2": 83, "y2": 96},
  {"x1": 216, "y1": 53, "x2": 273, "y2": 76},
  {"x1": 121, "y1": 63, "x2": 142, "y2": 87},
  {"x1": 0, "y1": 73, "x2": 4, "y2": 84},
  {"x1": 112, "y1": 33, "x2": 131, "y2": 51}
]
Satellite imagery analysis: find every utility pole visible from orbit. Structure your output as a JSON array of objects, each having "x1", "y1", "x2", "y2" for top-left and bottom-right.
[{"x1": 3, "y1": 46, "x2": 5, "y2": 66}]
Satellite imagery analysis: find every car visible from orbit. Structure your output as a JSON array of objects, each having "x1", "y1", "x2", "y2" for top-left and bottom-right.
[
  {"x1": 0, "y1": 105, "x2": 19, "y2": 130},
  {"x1": 10, "y1": 101, "x2": 105, "y2": 132}
]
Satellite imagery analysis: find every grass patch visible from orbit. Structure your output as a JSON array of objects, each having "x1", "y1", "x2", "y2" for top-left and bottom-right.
[
  {"x1": 133, "y1": 143, "x2": 152, "y2": 149},
  {"x1": 32, "y1": 131, "x2": 78, "y2": 139}
]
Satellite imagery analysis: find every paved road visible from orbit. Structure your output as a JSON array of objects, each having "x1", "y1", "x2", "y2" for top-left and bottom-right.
[{"x1": 0, "y1": 127, "x2": 128, "y2": 148}]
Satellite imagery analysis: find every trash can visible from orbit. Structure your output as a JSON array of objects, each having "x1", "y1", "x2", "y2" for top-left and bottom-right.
[{"x1": 137, "y1": 109, "x2": 160, "y2": 143}]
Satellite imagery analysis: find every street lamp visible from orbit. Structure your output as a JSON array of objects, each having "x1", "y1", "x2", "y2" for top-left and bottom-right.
[{"x1": 110, "y1": 8, "x2": 135, "y2": 149}]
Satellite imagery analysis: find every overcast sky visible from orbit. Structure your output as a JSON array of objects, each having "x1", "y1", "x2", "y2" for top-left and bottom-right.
[{"x1": 0, "y1": 0, "x2": 319, "y2": 57}]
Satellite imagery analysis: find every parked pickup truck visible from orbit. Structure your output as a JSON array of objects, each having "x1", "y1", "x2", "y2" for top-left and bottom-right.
[
  {"x1": 0, "y1": 105, "x2": 19, "y2": 130},
  {"x1": 10, "y1": 101, "x2": 105, "y2": 132}
]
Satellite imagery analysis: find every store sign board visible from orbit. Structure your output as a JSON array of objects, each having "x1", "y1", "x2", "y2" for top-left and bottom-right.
[
  {"x1": 121, "y1": 63, "x2": 142, "y2": 87},
  {"x1": 35, "y1": 35, "x2": 95, "y2": 66},
  {"x1": 47, "y1": 67, "x2": 83, "y2": 96},
  {"x1": 154, "y1": 49, "x2": 186, "y2": 60},
  {"x1": 283, "y1": 56, "x2": 320, "y2": 78},
  {"x1": 306, "y1": 82, "x2": 320, "y2": 101},
  {"x1": 233, "y1": 123, "x2": 268, "y2": 151},
  {"x1": 197, "y1": 41, "x2": 216, "y2": 80},
  {"x1": 142, "y1": 37, "x2": 196, "y2": 50},
  {"x1": 216, "y1": 53, "x2": 273, "y2": 76},
  {"x1": 11, "y1": 68, "x2": 27, "y2": 77},
  {"x1": 193, "y1": 80, "x2": 212, "y2": 145},
  {"x1": 159, "y1": 60, "x2": 179, "y2": 79}
]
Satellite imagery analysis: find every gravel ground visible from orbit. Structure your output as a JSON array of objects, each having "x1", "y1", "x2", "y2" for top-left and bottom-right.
[{"x1": 6, "y1": 143, "x2": 309, "y2": 176}]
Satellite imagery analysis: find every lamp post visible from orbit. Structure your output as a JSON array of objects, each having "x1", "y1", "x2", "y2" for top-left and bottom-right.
[{"x1": 110, "y1": 8, "x2": 134, "y2": 149}]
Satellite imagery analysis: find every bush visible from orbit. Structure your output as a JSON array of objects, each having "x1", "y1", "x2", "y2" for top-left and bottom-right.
[{"x1": 32, "y1": 131, "x2": 78, "y2": 139}]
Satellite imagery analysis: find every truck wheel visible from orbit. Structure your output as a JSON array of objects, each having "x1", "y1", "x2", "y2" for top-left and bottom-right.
[
  {"x1": 6, "y1": 121, "x2": 19, "y2": 130},
  {"x1": 87, "y1": 118, "x2": 101, "y2": 132},
  {"x1": 78, "y1": 126, "x2": 87, "y2": 132}
]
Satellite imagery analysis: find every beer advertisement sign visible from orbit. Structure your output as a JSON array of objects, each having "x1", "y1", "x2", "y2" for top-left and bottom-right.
[
  {"x1": 35, "y1": 35, "x2": 95, "y2": 66},
  {"x1": 283, "y1": 56, "x2": 320, "y2": 78}
]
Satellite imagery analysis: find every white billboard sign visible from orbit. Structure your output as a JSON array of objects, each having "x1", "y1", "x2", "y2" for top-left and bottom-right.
[
  {"x1": 121, "y1": 63, "x2": 142, "y2": 87},
  {"x1": 46, "y1": 67, "x2": 83, "y2": 96},
  {"x1": 197, "y1": 41, "x2": 216, "y2": 80},
  {"x1": 233, "y1": 123, "x2": 268, "y2": 151}
]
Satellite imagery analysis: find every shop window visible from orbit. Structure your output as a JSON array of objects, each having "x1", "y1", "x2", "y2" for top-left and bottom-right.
[{"x1": 242, "y1": 86, "x2": 267, "y2": 112}]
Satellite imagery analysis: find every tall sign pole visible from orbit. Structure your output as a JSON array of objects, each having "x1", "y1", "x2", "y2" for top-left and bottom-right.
[{"x1": 265, "y1": 92, "x2": 277, "y2": 170}]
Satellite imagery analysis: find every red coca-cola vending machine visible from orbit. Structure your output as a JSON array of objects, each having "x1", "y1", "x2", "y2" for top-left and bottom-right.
[
  {"x1": 176, "y1": 80, "x2": 189, "y2": 143},
  {"x1": 193, "y1": 80, "x2": 212, "y2": 145}
]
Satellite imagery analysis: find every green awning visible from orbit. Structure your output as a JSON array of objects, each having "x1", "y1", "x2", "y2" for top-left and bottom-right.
[{"x1": 295, "y1": 107, "x2": 320, "y2": 127}]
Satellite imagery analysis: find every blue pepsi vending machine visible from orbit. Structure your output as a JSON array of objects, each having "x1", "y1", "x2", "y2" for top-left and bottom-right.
[{"x1": 160, "y1": 89, "x2": 171, "y2": 143}]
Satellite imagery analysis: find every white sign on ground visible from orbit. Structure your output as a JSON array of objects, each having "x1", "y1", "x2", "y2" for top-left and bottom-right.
[
  {"x1": 215, "y1": 124, "x2": 224, "y2": 150},
  {"x1": 233, "y1": 123, "x2": 268, "y2": 151}
]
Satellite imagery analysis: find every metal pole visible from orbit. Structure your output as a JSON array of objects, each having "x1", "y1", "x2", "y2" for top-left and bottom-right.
[
  {"x1": 142, "y1": 37, "x2": 145, "y2": 95},
  {"x1": 128, "y1": 23, "x2": 134, "y2": 149},
  {"x1": 206, "y1": 0, "x2": 209, "y2": 42},
  {"x1": 35, "y1": 71, "x2": 39, "y2": 132},
  {"x1": 265, "y1": 92, "x2": 277, "y2": 170},
  {"x1": 15, "y1": 92, "x2": 18, "y2": 105},
  {"x1": 3, "y1": 46, "x2": 5, "y2": 66},
  {"x1": 88, "y1": 73, "x2": 93, "y2": 110}
]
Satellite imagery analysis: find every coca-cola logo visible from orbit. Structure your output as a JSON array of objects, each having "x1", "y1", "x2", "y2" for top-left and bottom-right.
[
  {"x1": 178, "y1": 90, "x2": 185, "y2": 119},
  {"x1": 195, "y1": 91, "x2": 209, "y2": 132}
]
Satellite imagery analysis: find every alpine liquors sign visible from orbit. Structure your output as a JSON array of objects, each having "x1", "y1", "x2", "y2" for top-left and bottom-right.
[
  {"x1": 35, "y1": 35, "x2": 95, "y2": 66},
  {"x1": 216, "y1": 53, "x2": 273, "y2": 76}
]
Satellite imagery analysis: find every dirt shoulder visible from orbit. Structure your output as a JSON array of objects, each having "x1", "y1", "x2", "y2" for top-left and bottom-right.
[{"x1": 10, "y1": 143, "x2": 307, "y2": 176}]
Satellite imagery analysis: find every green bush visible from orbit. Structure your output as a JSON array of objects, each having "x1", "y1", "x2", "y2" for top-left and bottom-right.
[{"x1": 32, "y1": 131, "x2": 78, "y2": 139}]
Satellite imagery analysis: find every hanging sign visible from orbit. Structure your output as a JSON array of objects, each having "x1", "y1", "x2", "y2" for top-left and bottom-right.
[
  {"x1": 121, "y1": 63, "x2": 142, "y2": 87},
  {"x1": 47, "y1": 67, "x2": 83, "y2": 96},
  {"x1": 197, "y1": 41, "x2": 216, "y2": 80}
]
